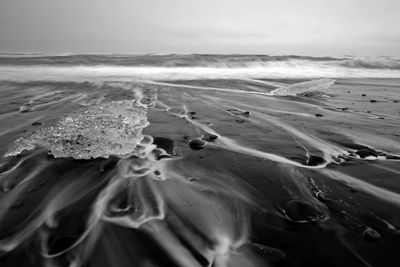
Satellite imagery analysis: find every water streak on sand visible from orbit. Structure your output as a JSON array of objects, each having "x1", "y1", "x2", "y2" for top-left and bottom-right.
[
  {"x1": 171, "y1": 105, "x2": 332, "y2": 168},
  {"x1": 323, "y1": 169, "x2": 400, "y2": 207}
]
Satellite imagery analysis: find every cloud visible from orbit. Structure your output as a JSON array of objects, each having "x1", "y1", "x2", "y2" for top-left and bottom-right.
[{"x1": 0, "y1": 0, "x2": 399, "y2": 56}]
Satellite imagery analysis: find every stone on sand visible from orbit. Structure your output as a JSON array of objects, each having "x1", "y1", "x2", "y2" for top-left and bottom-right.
[
  {"x1": 189, "y1": 138, "x2": 207, "y2": 150},
  {"x1": 285, "y1": 200, "x2": 326, "y2": 222},
  {"x1": 356, "y1": 148, "x2": 377, "y2": 158}
]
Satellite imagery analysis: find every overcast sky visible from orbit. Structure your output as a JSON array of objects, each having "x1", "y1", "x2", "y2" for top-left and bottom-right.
[{"x1": 0, "y1": 0, "x2": 399, "y2": 56}]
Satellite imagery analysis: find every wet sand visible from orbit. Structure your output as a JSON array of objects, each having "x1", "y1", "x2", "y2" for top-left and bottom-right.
[{"x1": 0, "y1": 77, "x2": 399, "y2": 267}]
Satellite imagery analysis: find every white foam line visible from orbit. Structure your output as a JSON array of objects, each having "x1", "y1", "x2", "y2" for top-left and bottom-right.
[
  {"x1": 373, "y1": 164, "x2": 400, "y2": 175},
  {"x1": 322, "y1": 169, "x2": 400, "y2": 207},
  {"x1": 244, "y1": 78, "x2": 289, "y2": 87},
  {"x1": 215, "y1": 137, "x2": 321, "y2": 168},
  {"x1": 144, "y1": 80, "x2": 274, "y2": 96},
  {"x1": 208, "y1": 97, "x2": 345, "y2": 162}
]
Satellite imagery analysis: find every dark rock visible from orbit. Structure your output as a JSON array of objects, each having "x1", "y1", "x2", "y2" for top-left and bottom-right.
[
  {"x1": 340, "y1": 107, "x2": 349, "y2": 111},
  {"x1": 203, "y1": 134, "x2": 218, "y2": 142},
  {"x1": 189, "y1": 111, "x2": 196, "y2": 115},
  {"x1": 361, "y1": 94, "x2": 366, "y2": 97},
  {"x1": 370, "y1": 99, "x2": 377, "y2": 103},
  {"x1": 363, "y1": 228, "x2": 381, "y2": 241},
  {"x1": 153, "y1": 137, "x2": 175, "y2": 154},
  {"x1": 189, "y1": 138, "x2": 207, "y2": 150},
  {"x1": 315, "y1": 114, "x2": 323, "y2": 117},
  {"x1": 32, "y1": 121, "x2": 44, "y2": 126},
  {"x1": 356, "y1": 148, "x2": 377, "y2": 158},
  {"x1": 284, "y1": 200, "x2": 326, "y2": 222},
  {"x1": 307, "y1": 155, "x2": 325, "y2": 166},
  {"x1": 243, "y1": 111, "x2": 250, "y2": 117}
]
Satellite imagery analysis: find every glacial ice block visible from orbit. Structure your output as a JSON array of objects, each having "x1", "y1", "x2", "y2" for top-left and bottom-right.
[
  {"x1": 5, "y1": 100, "x2": 149, "y2": 159},
  {"x1": 270, "y1": 79, "x2": 335, "y2": 96}
]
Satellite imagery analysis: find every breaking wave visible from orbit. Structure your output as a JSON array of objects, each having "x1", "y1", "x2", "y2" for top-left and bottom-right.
[{"x1": 0, "y1": 54, "x2": 400, "y2": 81}]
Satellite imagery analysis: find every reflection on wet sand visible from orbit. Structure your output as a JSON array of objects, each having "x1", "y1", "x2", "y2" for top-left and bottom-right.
[{"x1": 0, "y1": 77, "x2": 400, "y2": 267}]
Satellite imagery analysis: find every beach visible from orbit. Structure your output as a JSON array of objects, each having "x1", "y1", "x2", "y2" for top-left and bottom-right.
[{"x1": 0, "y1": 54, "x2": 399, "y2": 267}]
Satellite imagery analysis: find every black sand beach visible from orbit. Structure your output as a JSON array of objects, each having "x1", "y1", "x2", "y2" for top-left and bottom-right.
[{"x1": 0, "y1": 55, "x2": 399, "y2": 267}]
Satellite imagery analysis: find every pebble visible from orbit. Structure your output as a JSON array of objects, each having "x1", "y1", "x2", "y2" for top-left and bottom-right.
[
  {"x1": 32, "y1": 121, "x2": 44, "y2": 126},
  {"x1": 203, "y1": 134, "x2": 218, "y2": 142},
  {"x1": 189, "y1": 138, "x2": 207, "y2": 150},
  {"x1": 285, "y1": 200, "x2": 326, "y2": 222},
  {"x1": 307, "y1": 155, "x2": 325, "y2": 166},
  {"x1": 315, "y1": 114, "x2": 323, "y2": 117},
  {"x1": 356, "y1": 148, "x2": 377, "y2": 158},
  {"x1": 370, "y1": 99, "x2": 377, "y2": 103},
  {"x1": 153, "y1": 137, "x2": 175, "y2": 154},
  {"x1": 362, "y1": 94, "x2": 366, "y2": 97}
]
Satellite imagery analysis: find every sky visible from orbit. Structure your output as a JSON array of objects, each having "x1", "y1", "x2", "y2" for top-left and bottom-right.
[{"x1": 0, "y1": 0, "x2": 399, "y2": 56}]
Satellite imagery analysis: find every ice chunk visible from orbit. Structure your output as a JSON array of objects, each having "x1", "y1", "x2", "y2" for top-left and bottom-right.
[
  {"x1": 5, "y1": 100, "x2": 149, "y2": 159},
  {"x1": 270, "y1": 79, "x2": 335, "y2": 96}
]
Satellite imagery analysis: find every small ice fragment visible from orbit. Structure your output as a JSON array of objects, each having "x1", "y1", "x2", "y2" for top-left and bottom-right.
[
  {"x1": 363, "y1": 227, "x2": 381, "y2": 241},
  {"x1": 5, "y1": 100, "x2": 149, "y2": 159},
  {"x1": 271, "y1": 79, "x2": 335, "y2": 96}
]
